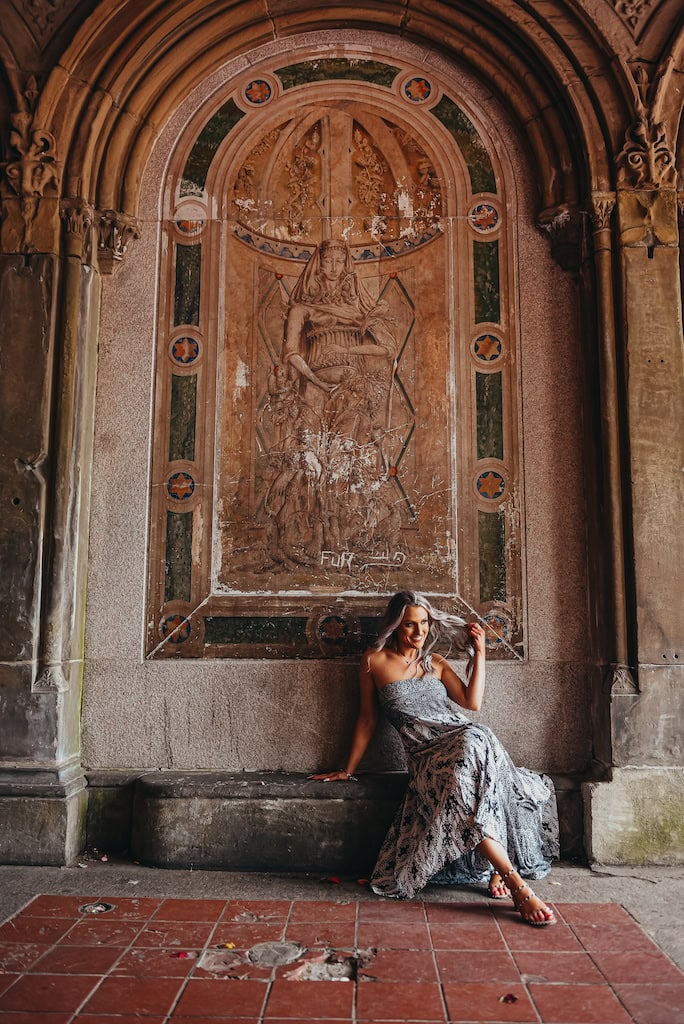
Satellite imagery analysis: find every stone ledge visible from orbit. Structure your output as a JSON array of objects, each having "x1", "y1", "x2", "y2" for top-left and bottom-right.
[{"x1": 103, "y1": 769, "x2": 586, "y2": 871}]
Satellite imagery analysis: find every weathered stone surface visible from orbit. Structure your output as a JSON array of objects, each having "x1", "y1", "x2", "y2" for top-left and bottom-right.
[
  {"x1": 0, "y1": 761, "x2": 87, "y2": 865},
  {"x1": 583, "y1": 768, "x2": 684, "y2": 865},
  {"x1": 611, "y1": 666, "x2": 684, "y2": 767},
  {"x1": 126, "y1": 769, "x2": 583, "y2": 870}
]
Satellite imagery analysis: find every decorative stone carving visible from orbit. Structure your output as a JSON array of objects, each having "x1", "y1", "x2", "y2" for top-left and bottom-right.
[
  {"x1": 611, "y1": 0, "x2": 658, "y2": 36},
  {"x1": 617, "y1": 112, "x2": 675, "y2": 190},
  {"x1": 609, "y1": 663, "x2": 638, "y2": 695},
  {"x1": 60, "y1": 197, "x2": 94, "y2": 260},
  {"x1": 536, "y1": 203, "x2": 585, "y2": 271},
  {"x1": 590, "y1": 193, "x2": 616, "y2": 231},
  {"x1": 32, "y1": 664, "x2": 69, "y2": 693},
  {"x1": 0, "y1": 87, "x2": 60, "y2": 251},
  {"x1": 96, "y1": 209, "x2": 141, "y2": 273}
]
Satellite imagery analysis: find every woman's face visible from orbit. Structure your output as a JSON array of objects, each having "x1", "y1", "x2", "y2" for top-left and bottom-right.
[{"x1": 396, "y1": 604, "x2": 430, "y2": 652}]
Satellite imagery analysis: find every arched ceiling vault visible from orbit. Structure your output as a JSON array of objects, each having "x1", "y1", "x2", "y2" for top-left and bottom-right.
[{"x1": 26, "y1": 0, "x2": 684, "y2": 222}]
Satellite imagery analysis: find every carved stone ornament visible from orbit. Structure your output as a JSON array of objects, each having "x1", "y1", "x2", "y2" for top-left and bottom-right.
[
  {"x1": 32, "y1": 664, "x2": 69, "y2": 693},
  {"x1": 609, "y1": 663, "x2": 638, "y2": 695},
  {"x1": 536, "y1": 203, "x2": 585, "y2": 271},
  {"x1": 617, "y1": 113, "x2": 676, "y2": 190},
  {"x1": 590, "y1": 193, "x2": 616, "y2": 231},
  {"x1": 60, "y1": 197, "x2": 94, "y2": 259},
  {"x1": 1, "y1": 110, "x2": 60, "y2": 251},
  {"x1": 612, "y1": 0, "x2": 658, "y2": 36},
  {"x1": 97, "y1": 209, "x2": 142, "y2": 273}
]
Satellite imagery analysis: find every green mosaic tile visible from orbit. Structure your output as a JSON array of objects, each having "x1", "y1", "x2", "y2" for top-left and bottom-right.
[
  {"x1": 277, "y1": 58, "x2": 399, "y2": 90},
  {"x1": 473, "y1": 240, "x2": 500, "y2": 323},
  {"x1": 181, "y1": 98, "x2": 244, "y2": 193},
  {"x1": 164, "y1": 511, "x2": 193, "y2": 603},
  {"x1": 478, "y1": 509, "x2": 507, "y2": 603},
  {"x1": 476, "y1": 371, "x2": 503, "y2": 460},
  {"x1": 169, "y1": 374, "x2": 197, "y2": 462},
  {"x1": 204, "y1": 616, "x2": 309, "y2": 646},
  {"x1": 174, "y1": 244, "x2": 201, "y2": 327},
  {"x1": 431, "y1": 95, "x2": 496, "y2": 195}
]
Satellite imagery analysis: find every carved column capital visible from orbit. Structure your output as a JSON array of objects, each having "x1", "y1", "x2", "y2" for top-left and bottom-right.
[
  {"x1": 590, "y1": 193, "x2": 616, "y2": 232},
  {"x1": 96, "y1": 208, "x2": 142, "y2": 273},
  {"x1": 536, "y1": 203, "x2": 585, "y2": 271},
  {"x1": 60, "y1": 197, "x2": 94, "y2": 260}
]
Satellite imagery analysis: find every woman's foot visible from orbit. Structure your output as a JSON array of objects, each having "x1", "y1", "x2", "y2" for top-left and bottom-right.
[
  {"x1": 487, "y1": 871, "x2": 510, "y2": 899},
  {"x1": 501, "y1": 870, "x2": 555, "y2": 926}
]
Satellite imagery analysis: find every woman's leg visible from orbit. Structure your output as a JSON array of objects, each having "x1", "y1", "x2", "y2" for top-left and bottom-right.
[{"x1": 476, "y1": 837, "x2": 554, "y2": 925}]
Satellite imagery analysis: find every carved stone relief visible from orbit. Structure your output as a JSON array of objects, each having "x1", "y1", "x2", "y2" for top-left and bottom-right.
[{"x1": 148, "y1": 60, "x2": 521, "y2": 657}]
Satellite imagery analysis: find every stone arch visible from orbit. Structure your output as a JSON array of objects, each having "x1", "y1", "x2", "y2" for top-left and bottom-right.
[{"x1": 34, "y1": 0, "x2": 636, "y2": 224}]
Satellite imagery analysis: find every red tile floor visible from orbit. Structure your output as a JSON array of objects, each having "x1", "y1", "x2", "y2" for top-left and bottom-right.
[{"x1": 0, "y1": 895, "x2": 683, "y2": 1024}]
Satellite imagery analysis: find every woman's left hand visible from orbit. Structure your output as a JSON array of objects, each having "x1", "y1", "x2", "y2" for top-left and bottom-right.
[{"x1": 467, "y1": 621, "x2": 486, "y2": 655}]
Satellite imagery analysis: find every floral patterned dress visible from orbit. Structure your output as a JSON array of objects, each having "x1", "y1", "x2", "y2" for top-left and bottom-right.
[{"x1": 370, "y1": 675, "x2": 559, "y2": 899}]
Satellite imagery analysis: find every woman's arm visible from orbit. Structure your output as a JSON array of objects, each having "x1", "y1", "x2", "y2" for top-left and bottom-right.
[
  {"x1": 310, "y1": 655, "x2": 378, "y2": 781},
  {"x1": 435, "y1": 622, "x2": 486, "y2": 711}
]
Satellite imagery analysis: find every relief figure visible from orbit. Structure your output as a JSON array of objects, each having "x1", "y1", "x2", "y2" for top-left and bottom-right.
[{"x1": 261, "y1": 238, "x2": 402, "y2": 575}]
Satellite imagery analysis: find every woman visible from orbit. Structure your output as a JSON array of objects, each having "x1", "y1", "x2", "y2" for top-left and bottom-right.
[{"x1": 313, "y1": 591, "x2": 559, "y2": 926}]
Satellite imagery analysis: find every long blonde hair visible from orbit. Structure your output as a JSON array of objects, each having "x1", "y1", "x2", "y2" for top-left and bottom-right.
[{"x1": 371, "y1": 591, "x2": 474, "y2": 675}]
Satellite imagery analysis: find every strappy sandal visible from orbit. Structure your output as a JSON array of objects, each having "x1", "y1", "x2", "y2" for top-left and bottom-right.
[
  {"x1": 487, "y1": 871, "x2": 510, "y2": 900},
  {"x1": 500, "y1": 869, "x2": 555, "y2": 926}
]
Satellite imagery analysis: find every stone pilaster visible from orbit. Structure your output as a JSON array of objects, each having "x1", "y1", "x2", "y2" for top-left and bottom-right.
[{"x1": 583, "y1": 101, "x2": 684, "y2": 864}]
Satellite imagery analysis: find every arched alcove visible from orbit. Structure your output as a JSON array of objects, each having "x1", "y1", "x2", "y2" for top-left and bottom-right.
[{"x1": 83, "y1": 33, "x2": 589, "y2": 781}]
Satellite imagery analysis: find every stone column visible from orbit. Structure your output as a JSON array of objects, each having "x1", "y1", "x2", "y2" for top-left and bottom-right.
[
  {"x1": 0, "y1": 89, "x2": 103, "y2": 861},
  {"x1": 583, "y1": 108, "x2": 684, "y2": 863}
]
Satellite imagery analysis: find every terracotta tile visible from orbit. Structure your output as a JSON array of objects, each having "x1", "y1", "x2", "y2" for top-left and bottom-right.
[
  {"x1": 571, "y1": 922, "x2": 661, "y2": 953},
  {"x1": 152, "y1": 898, "x2": 227, "y2": 922},
  {"x1": 495, "y1": 913, "x2": 583, "y2": 952},
  {"x1": 358, "y1": 948, "x2": 438, "y2": 982},
  {"x1": 357, "y1": 920, "x2": 432, "y2": 949},
  {"x1": 133, "y1": 919, "x2": 215, "y2": 948},
  {"x1": 356, "y1": 980, "x2": 446, "y2": 1021},
  {"x1": 28, "y1": 944, "x2": 123, "y2": 974},
  {"x1": 425, "y1": 901, "x2": 495, "y2": 923},
  {"x1": 223, "y1": 899, "x2": 292, "y2": 920},
  {"x1": 513, "y1": 950, "x2": 604, "y2": 984},
  {"x1": 112, "y1": 945, "x2": 200, "y2": 976},
  {"x1": 0, "y1": 917, "x2": 74, "y2": 944},
  {"x1": 212, "y1": 922, "x2": 287, "y2": 948},
  {"x1": 0, "y1": 973, "x2": 100, "y2": 1012},
  {"x1": 285, "y1": 920, "x2": 356, "y2": 948},
  {"x1": 171, "y1": 1019, "x2": 259, "y2": 1024},
  {"x1": 59, "y1": 918, "x2": 142, "y2": 946},
  {"x1": 358, "y1": 900, "x2": 427, "y2": 922},
  {"x1": 195, "y1": 948, "x2": 273, "y2": 980},
  {"x1": 590, "y1": 948, "x2": 684, "y2": 984},
  {"x1": 528, "y1": 982, "x2": 633, "y2": 1023},
  {"x1": 174, "y1": 978, "x2": 268, "y2": 1017},
  {"x1": 428, "y1": 921, "x2": 507, "y2": 950},
  {"x1": 19, "y1": 895, "x2": 91, "y2": 918},
  {"x1": 74, "y1": 1018, "x2": 166, "y2": 1024},
  {"x1": 612, "y1": 983, "x2": 684, "y2": 1024},
  {"x1": 0, "y1": 941, "x2": 51, "y2": 971},
  {"x1": 555, "y1": 903, "x2": 633, "y2": 926},
  {"x1": 288, "y1": 900, "x2": 357, "y2": 923},
  {"x1": 436, "y1": 949, "x2": 520, "y2": 982},
  {"x1": 442, "y1": 982, "x2": 537, "y2": 1022},
  {"x1": 0, "y1": 1015, "x2": 73, "y2": 1024},
  {"x1": 93, "y1": 896, "x2": 163, "y2": 920},
  {"x1": 81, "y1": 975, "x2": 185, "y2": 1015},
  {"x1": 265, "y1": 978, "x2": 354, "y2": 1018},
  {"x1": 0, "y1": 973, "x2": 19, "y2": 997}
]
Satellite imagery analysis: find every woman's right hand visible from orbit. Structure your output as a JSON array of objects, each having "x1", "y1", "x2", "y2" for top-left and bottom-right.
[{"x1": 308, "y1": 770, "x2": 355, "y2": 781}]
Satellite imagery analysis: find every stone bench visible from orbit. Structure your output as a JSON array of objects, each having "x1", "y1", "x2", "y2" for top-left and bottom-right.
[{"x1": 86, "y1": 769, "x2": 585, "y2": 869}]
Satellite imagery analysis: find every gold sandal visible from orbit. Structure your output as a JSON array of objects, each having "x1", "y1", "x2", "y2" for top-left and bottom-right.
[{"x1": 500, "y1": 869, "x2": 555, "y2": 926}]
